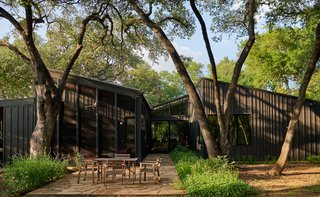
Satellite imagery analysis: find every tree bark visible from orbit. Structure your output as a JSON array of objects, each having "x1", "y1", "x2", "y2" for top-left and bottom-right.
[
  {"x1": 129, "y1": 0, "x2": 218, "y2": 158},
  {"x1": 30, "y1": 85, "x2": 59, "y2": 156},
  {"x1": 190, "y1": 0, "x2": 255, "y2": 155},
  {"x1": 269, "y1": 21, "x2": 320, "y2": 176}
]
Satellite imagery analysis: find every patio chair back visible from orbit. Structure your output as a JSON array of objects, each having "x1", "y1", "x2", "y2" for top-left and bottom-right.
[
  {"x1": 139, "y1": 157, "x2": 162, "y2": 184},
  {"x1": 103, "y1": 160, "x2": 126, "y2": 185}
]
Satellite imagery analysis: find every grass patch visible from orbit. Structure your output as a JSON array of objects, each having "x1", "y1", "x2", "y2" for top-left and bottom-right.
[
  {"x1": 170, "y1": 149, "x2": 256, "y2": 197},
  {"x1": 305, "y1": 185, "x2": 320, "y2": 193},
  {"x1": 307, "y1": 155, "x2": 320, "y2": 164},
  {"x1": 3, "y1": 154, "x2": 68, "y2": 196}
]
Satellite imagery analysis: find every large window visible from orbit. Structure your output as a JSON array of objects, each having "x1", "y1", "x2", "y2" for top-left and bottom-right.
[
  {"x1": 207, "y1": 114, "x2": 251, "y2": 145},
  {"x1": 232, "y1": 115, "x2": 251, "y2": 145}
]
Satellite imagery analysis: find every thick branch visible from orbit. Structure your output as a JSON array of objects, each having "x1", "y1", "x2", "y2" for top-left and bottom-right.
[
  {"x1": 0, "y1": 41, "x2": 31, "y2": 65},
  {"x1": 223, "y1": 0, "x2": 255, "y2": 117},
  {"x1": 158, "y1": 16, "x2": 190, "y2": 30},
  {"x1": 25, "y1": 2, "x2": 33, "y2": 39},
  {"x1": 190, "y1": 0, "x2": 226, "y2": 152},
  {"x1": 58, "y1": 14, "x2": 97, "y2": 95},
  {"x1": 0, "y1": 6, "x2": 25, "y2": 35},
  {"x1": 0, "y1": 5, "x2": 56, "y2": 91},
  {"x1": 22, "y1": 3, "x2": 57, "y2": 92}
]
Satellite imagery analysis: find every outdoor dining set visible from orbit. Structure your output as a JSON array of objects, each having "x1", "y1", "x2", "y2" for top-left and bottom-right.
[{"x1": 76, "y1": 153, "x2": 162, "y2": 186}]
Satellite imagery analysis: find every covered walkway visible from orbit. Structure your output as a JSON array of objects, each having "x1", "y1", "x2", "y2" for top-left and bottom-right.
[{"x1": 27, "y1": 154, "x2": 185, "y2": 196}]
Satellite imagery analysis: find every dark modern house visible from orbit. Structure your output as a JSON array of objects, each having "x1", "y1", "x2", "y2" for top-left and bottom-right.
[
  {"x1": 152, "y1": 78, "x2": 320, "y2": 161},
  {"x1": 1, "y1": 75, "x2": 320, "y2": 163},
  {"x1": 1, "y1": 70, "x2": 151, "y2": 163},
  {"x1": 49, "y1": 70, "x2": 152, "y2": 160}
]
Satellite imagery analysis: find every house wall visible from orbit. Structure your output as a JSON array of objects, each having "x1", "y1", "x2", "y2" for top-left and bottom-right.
[
  {"x1": 195, "y1": 79, "x2": 320, "y2": 161},
  {"x1": 50, "y1": 71, "x2": 150, "y2": 160},
  {"x1": 1, "y1": 72, "x2": 151, "y2": 163},
  {"x1": 0, "y1": 98, "x2": 35, "y2": 163}
]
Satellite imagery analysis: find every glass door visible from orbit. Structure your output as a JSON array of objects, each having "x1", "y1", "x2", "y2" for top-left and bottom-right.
[
  {"x1": 169, "y1": 122, "x2": 187, "y2": 151},
  {"x1": 151, "y1": 121, "x2": 169, "y2": 152},
  {"x1": 125, "y1": 117, "x2": 135, "y2": 155}
]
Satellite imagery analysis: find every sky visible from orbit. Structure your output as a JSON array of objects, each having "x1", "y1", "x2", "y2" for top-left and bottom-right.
[{"x1": 144, "y1": 33, "x2": 239, "y2": 72}]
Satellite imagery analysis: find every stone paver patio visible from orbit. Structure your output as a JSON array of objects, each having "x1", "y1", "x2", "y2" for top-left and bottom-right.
[{"x1": 27, "y1": 154, "x2": 185, "y2": 196}]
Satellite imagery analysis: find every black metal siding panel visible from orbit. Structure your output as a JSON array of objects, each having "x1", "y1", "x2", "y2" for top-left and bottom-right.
[
  {"x1": 276, "y1": 94, "x2": 281, "y2": 156},
  {"x1": 221, "y1": 83, "x2": 228, "y2": 110},
  {"x1": 4, "y1": 107, "x2": 11, "y2": 162},
  {"x1": 309, "y1": 102, "x2": 314, "y2": 156},
  {"x1": 206, "y1": 79, "x2": 214, "y2": 114},
  {"x1": 27, "y1": 105, "x2": 34, "y2": 154},
  {"x1": 270, "y1": 93, "x2": 275, "y2": 158},
  {"x1": 1, "y1": 99, "x2": 35, "y2": 163},
  {"x1": 23, "y1": 106, "x2": 29, "y2": 155},
  {"x1": 208, "y1": 80, "x2": 214, "y2": 114},
  {"x1": 17, "y1": 106, "x2": 23, "y2": 154},
  {"x1": 314, "y1": 102, "x2": 319, "y2": 155},
  {"x1": 303, "y1": 103, "x2": 308, "y2": 157},
  {"x1": 201, "y1": 78, "x2": 320, "y2": 161},
  {"x1": 11, "y1": 107, "x2": 18, "y2": 156}
]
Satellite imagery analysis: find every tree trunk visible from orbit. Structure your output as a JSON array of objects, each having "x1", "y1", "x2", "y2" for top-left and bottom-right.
[
  {"x1": 190, "y1": 0, "x2": 255, "y2": 155},
  {"x1": 129, "y1": 0, "x2": 218, "y2": 158},
  {"x1": 1, "y1": 2, "x2": 90, "y2": 157},
  {"x1": 30, "y1": 84, "x2": 60, "y2": 157},
  {"x1": 269, "y1": 22, "x2": 320, "y2": 176}
]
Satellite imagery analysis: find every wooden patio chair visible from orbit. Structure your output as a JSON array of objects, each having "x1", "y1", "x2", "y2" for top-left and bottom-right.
[
  {"x1": 139, "y1": 157, "x2": 162, "y2": 184},
  {"x1": 103, "y1": 160, "x2": 126, "y2": 185},
  {"x1": 77, "y1": 158, "x2": 97, "y2": 184},
  {"x1": 115, "y1": 153, "x2": 137, "y2": 183}
]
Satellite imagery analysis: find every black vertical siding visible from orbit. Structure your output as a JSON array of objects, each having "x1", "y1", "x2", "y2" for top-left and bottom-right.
[
  {"x1": 198, "y1": 78, "x2": 320, "y2": 161},
  {"x1": 1, "y1": 98, "x2": 35, "y2": 163}
]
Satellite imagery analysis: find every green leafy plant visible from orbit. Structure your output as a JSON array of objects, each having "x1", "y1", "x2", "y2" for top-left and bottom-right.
[
  {"x1": 170, "y1": 150, "x2": 256, "y2": 196},
  {"x1": 3, "y1": 154, "x2": 68, "y2": 196},
  {"x1": 307, "y1": 155, "x2": 320, "y2": 164}
]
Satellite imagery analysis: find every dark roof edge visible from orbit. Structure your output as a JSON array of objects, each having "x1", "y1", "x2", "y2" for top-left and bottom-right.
[
  {"x1": 49, "y1": 69, "x2": 151, "y2": 109},
  {"x1": 50, "y1": 69, "x2": 143, "y2": 95},
  {"x1": 199, "y1": 77, "x2": 320, "y2": 104},
  {"x1": 0, "y1": 98, "x2": 34, "y2": 106},
  {"x1": 152, "y1": 95, "x2": 189, "y2": 110}
]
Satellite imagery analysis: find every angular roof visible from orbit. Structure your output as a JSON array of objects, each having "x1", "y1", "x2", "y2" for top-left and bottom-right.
[{"x1": 49, "y1": 69, "x2": 151, "y2": 109}]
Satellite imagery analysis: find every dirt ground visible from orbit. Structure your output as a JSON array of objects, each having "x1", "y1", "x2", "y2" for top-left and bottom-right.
[{"x1": 238, "y1": 163, "x2": 320, "y2": 196}]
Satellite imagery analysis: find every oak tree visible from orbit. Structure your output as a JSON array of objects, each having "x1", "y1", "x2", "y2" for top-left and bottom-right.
[{"x1": 0, "y1": 0, "x2": 127, "y2": 156}]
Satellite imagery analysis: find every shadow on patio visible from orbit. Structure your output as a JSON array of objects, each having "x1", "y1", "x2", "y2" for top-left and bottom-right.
[{"x1": 26, "y1": 154, "x2": 185, "y2": 196}]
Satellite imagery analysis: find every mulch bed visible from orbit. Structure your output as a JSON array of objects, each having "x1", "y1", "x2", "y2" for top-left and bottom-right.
[{"x1": 238, "y1": 163, "x2": 320, "y2": 196}]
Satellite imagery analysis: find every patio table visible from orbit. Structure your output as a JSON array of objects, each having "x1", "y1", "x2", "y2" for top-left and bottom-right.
[{"x1": 95, "y1": 157, "x2": 138, "y2": 183}]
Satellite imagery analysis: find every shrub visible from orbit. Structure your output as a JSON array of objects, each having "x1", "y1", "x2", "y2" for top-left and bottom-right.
[
  {"x1": 170, "y1": 148, "x2": 198, "y2": 181},
  {"x1": 169, "y1": 148, "x2": 197, "y2": 164},
  {"x1": 170, "y1": 150, "x2": 256, "y2": 196},
  {"x1": 3, "y1": 154, "x2": 68, "y2": 196},
  {"x1": 307, "y1": 155, "x2": 320, "y2": 164},
  {"x1": 184, "y1": 171, "x2": 253, "y2": 197}
]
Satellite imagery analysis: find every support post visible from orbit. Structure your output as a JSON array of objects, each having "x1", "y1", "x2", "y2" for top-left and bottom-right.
[
  {"x1": 96, "y1": 88, "x2": 99, "y2": 158},
  {"x1": 135, "y1": 96, "x2": 142, "y2": 161},
  {"x1": 114, "y1": 93, "x2": 118, "y2": 153},
  {"x1": 76, "y1": 84, "x2": 80, "y2": 152}
]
